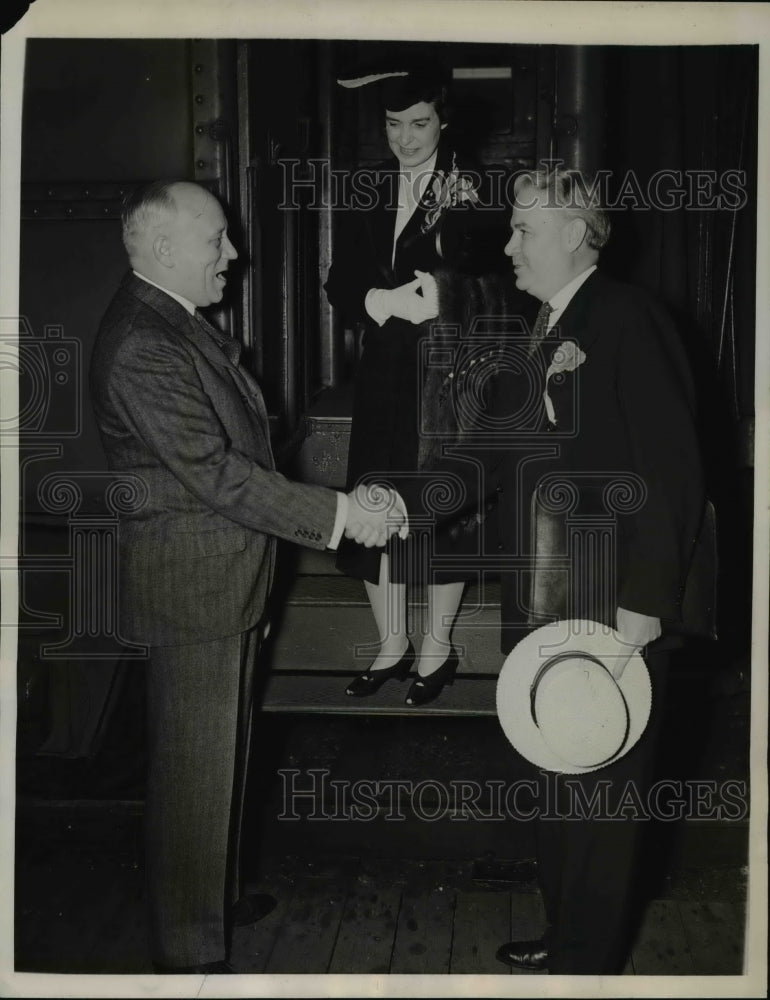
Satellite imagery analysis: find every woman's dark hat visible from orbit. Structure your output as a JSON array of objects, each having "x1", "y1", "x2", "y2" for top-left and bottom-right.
[{"x1": 337, "y1": 58, "x2": 449, "y2": 112}]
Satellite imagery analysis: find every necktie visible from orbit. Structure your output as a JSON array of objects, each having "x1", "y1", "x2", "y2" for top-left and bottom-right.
[
  {"x1": 194, "y1": 310, "x2": 241, "y2": 365},
  {"x1": 528, "y1": 301, "x2": 553, "y2": 356}
]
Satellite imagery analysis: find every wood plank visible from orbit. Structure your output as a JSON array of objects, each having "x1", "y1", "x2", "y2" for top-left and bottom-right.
[
  {"x1": 263, "y1": 874, "x2": 348, "y2": 973},
  {"x1": 507, "y1": 890, "x2": 547, "y2": 976},
  {"x1": 679, "y1": 900, "x2": 745, "y2": 974},
  {"x1": 631, "y1": 899, "x2": 696, "y2": 974},
  {"x1": 390, "y1": 884, "x2": 455, "y2": 974},
  {"x1": 450, "y1": 890, "x2": 510, "y2": 974},
  {"x1": 328, "y1": 881, "x2": 401, "y2": 973}
]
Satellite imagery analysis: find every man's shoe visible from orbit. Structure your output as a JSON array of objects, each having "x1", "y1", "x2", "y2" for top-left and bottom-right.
[
  {"x1": 231, "y1": 892, "x2": 278, "y2": 926},
  {"x1": 495, "y1": 939, "x2": 549, "y2": 971},
  {"x1": 153, "y1": 959, "x2": 234, "y2": 974}
]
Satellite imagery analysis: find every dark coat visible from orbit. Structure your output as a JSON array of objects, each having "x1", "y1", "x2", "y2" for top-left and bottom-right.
[
  {"x1": 395, "y1": 269, "x2": 706, "y2": 652},
  {"x1": 324, "y1": 135, "x2": 513, "y2": 583},
  {"x1": 89, "y1": 272, "x2": 339, "y2": 645}
]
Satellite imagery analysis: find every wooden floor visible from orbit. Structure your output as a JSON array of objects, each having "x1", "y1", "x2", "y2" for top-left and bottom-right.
[
  {"x1": 13, "y1": 687, "x2": 751, "y2": 981},
  {"x1": 15, "y1": 847, "x2": 746, "y2": 977}
]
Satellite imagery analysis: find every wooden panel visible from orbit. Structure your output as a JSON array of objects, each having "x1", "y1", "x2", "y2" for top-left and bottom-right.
[
  {"x1": 450, "y1": 890, "x2": 510, "y2": 974},
  {"x1": 631, "y1": 899, "x2": 696, "y2": 975},
  {"x1": 391, "y1": 884, "x2": 454, "y2": 974},
  {"x1": 328, "y1": 881, "x2": 401, "y2": 973},
  {"x1": 679, "y1": 900, "x2": 745, "y2": 974},
  {"x1": 263, "y1": 874, "x2": 348, "y2": 973},
  {"x1": 22, "y1": 39, "x2": 193, "y2": 183},
  {"x1": 507, "y1": 890, "x2": 547, "y2": 976}
]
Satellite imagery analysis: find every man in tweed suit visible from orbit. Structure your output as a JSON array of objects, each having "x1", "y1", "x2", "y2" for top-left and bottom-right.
[{"x1": 89, "y1": 180, "x2": 398, "y2": 973}]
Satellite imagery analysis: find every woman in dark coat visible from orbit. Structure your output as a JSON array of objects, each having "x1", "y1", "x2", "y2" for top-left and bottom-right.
[{"x1": 324, "y1": 65, "x2": 511, "y2": 705}]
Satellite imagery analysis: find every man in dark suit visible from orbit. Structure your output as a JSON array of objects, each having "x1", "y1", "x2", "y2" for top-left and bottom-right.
[
  {"x1": 392, "y1": 167, "x2": 705, "y2": 973},
  {"x1": 89, "y1": 180, "x2": 399, "y2": 973}
]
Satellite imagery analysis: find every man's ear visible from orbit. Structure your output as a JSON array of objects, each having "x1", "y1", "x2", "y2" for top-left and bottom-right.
[
  {"x1": 153, "y1": 234, "x2": 174, "y2": 268},
  {"x1": 563, "y1": 217, "x2": 588, "y2": 253}
]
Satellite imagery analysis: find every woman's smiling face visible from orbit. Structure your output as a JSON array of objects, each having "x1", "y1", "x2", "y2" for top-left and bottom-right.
[{"x1": 385, "y1": 101, "x2": 445, "y2": 169}]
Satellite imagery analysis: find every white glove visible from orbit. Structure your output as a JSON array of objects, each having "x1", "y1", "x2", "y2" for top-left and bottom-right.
[
  {"x1": 414, "y1": 269, "x2": 439, "y2": 315},
  {"x1": 366, "y1": 272, "x2": 439, "y2": 326}
]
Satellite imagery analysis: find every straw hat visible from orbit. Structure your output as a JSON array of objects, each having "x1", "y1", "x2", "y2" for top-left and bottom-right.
[{"x1": 496, "y1": 620, "x2": 652, "y2": 774}]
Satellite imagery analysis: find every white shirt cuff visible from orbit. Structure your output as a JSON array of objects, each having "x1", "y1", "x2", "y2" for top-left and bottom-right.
[
  {"x1": 327, "y1": 491, "x2": 348, "y2": 550},
  {"x1": 364, "y1": 288, "x2": 391, "y2": 327}
]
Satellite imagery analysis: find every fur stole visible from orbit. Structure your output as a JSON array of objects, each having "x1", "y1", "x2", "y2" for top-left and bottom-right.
[{"x1": 417, "y1": 266, "x2": 517, "y2": 471}]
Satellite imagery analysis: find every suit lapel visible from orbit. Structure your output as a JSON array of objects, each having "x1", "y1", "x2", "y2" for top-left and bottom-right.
[
  {"x1": 361, "y1": 141, "x2": 455, "y2": 284},
  {"x1": 548, "y1": 270, "x2": 602, "y2": 352},
  {"x1": 362, "y1": 166, "x2": 399, "y2": 286},
  {"x1": 123, "y1": 273, "x2": 269, "y2": 425},
  {"x1": 538, "y1": 271, "x2": 603, "y2": 433},
  {"x1": 185, "y1": 316, "x2": 269, "y2": 425}
]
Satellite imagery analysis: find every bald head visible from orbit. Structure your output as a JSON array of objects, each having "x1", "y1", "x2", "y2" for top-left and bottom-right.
[{"x1": 121, "y1": 180, "x2": 238, "y2": 307}]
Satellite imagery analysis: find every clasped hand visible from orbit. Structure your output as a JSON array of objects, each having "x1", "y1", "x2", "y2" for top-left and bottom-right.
[
  {"x1": 385, "y1": 270, "x2": 439, "y2": 325},
  {"x1": 344, "y1": 484, "x2": 406, "y2": 548}
]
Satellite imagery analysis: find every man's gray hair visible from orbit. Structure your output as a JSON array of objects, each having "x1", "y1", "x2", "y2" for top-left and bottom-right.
[
  {"x1": 121, "y1": 180, "x2": 180, "y2": 258},
  {"x1": 513, "y1": 167, "x2": 611, "y2": 250}
]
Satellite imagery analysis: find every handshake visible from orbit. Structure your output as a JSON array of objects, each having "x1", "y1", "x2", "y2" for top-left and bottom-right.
[{"x1": 344, "y1": 483, "x2": 408, "y2": 548}]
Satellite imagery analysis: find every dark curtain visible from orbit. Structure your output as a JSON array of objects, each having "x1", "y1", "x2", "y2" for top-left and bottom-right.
[{"x1": 602, "y1": 45, "x2": 757, "y2": 673}]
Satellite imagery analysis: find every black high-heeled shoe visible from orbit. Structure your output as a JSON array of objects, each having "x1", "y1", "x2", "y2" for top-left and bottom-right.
[
  {"x1": 345, "y1": 641, "x2": 415, "y2": 697},
  {"x1": 405, "y1": 648, "x2": 459, "y2": 707}
]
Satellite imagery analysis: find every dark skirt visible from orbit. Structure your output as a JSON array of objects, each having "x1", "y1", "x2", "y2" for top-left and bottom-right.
[{"x1": 336, "y1": 319, "x2": 493, "y2": 586}]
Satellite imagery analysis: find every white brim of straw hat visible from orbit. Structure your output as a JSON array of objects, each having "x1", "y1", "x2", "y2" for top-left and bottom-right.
[{"x1": 496, "y1": 619, "x2": 652, "y2": 774}]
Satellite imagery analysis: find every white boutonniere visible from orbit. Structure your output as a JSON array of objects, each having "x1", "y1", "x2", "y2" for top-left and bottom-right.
[
  {"x1": 421, "y1": 152, "x2": 480, "y2": 234},
  {"x1": 543, "y1": 340, "x2": 586, "y2": 425}
]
